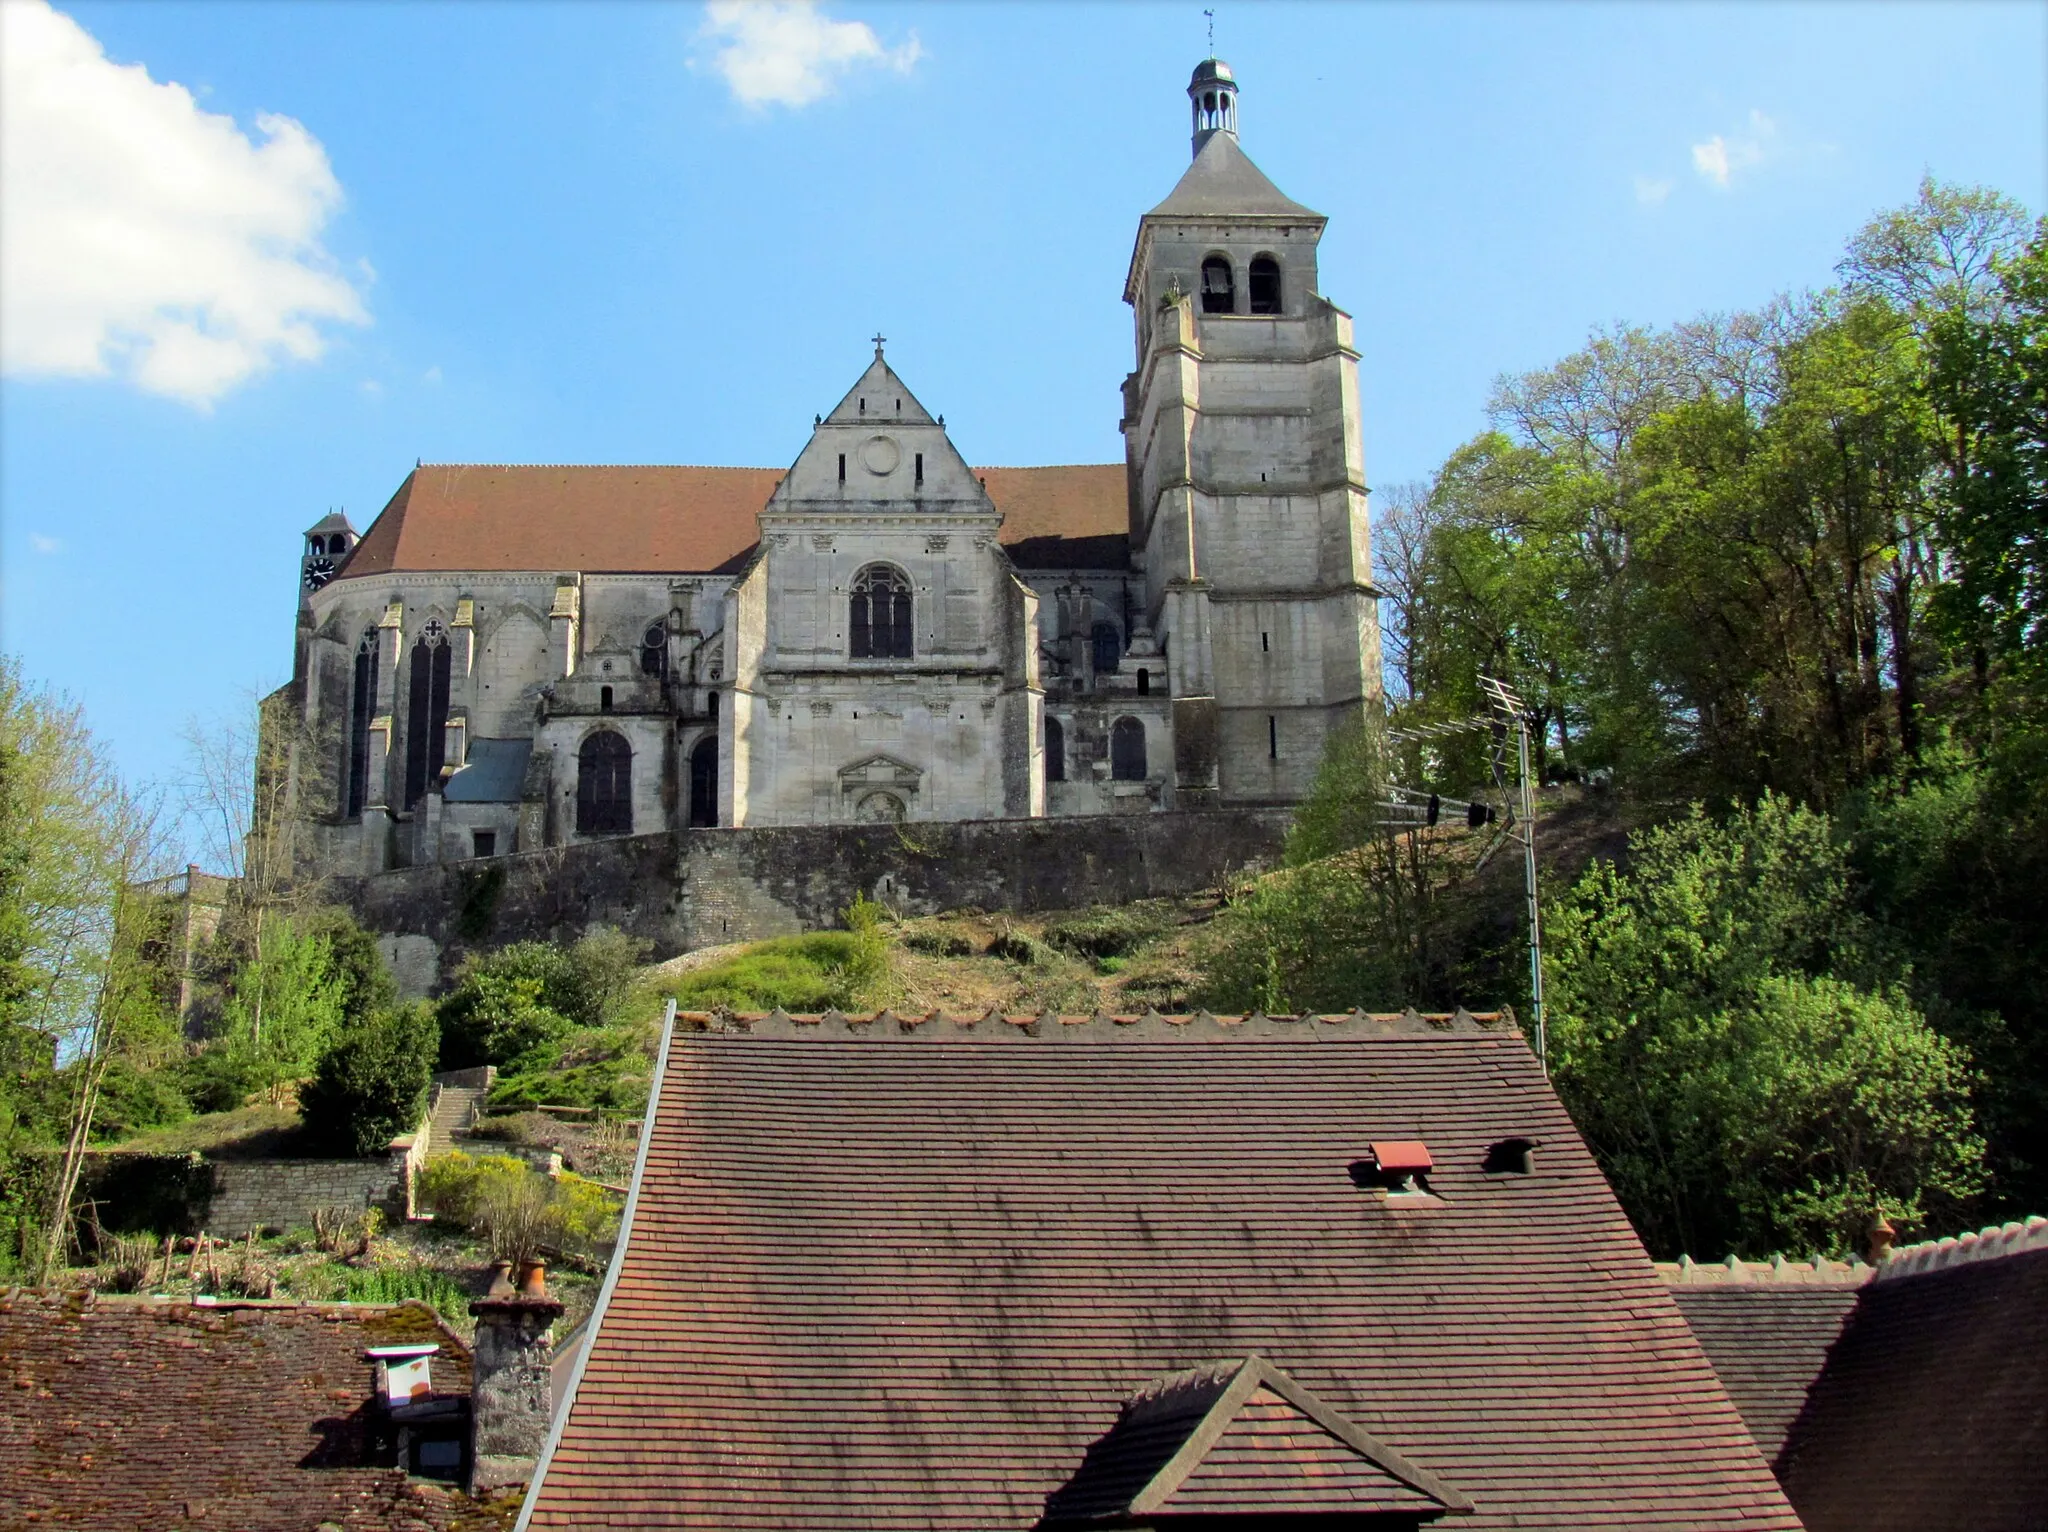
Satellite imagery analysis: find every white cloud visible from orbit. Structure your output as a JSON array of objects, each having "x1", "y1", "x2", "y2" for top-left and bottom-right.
[
  {"x1": 697, "y1": 1, "x2": 921, "y2": 109},
  {"x1": 29, "y1": 533, "x2": 63, "y2": 554},
  {"x1": 422, "y1": 365, "x2": 443, "y2": 386},
  {"x1": 0, "y1": 0, "x2": 367, "y2": 407},
  {"x1": 1691, "y1": 110, "x2": 1776, "y2": 190},
  {"x1": 1633, "y1": 175, "x2": 1674, "y2": 207}
]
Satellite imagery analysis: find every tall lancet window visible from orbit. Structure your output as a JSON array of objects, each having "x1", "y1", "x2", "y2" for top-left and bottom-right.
[
  {"x1": 850, "y1": 565, "x2": 914, "y2": 659},
  {"x1": 347, "y1": 629, "x2": 378, "y2": 817},
  {"x1": 403, "y1": 620, "x2": 452, "y2": 808}
]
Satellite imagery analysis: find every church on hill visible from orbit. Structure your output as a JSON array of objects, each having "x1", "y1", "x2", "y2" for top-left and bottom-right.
[{"x1": 275, "y1": 59, "x2": 1383, "y2": 876}]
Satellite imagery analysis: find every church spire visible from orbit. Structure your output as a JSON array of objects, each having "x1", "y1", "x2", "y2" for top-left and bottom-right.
[{"x1": 1187, "y1": 57, "x2": 1238, "y2": 159}]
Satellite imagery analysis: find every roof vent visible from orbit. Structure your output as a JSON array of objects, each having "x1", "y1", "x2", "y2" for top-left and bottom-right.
[
  {"x1": 365, "y1": 1343, "x2": 440, "y2": 1406},
  {"x1": 1484, "y1": 1137, "x2": 1538, "y2": 1174},
  {"x1": 1351, "y1": 1140, "x2": 1433, "y2": 1193}
]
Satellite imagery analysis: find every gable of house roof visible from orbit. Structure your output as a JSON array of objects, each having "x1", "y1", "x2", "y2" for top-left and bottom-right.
[
  {"x1": 331, "y1": 463, "x2": 1126, "y2": 581},
  {"x1": 0, "y1": 1293, "x2": 507, "y2": 1532},
  {"x1": 522, "y1": 1009, "x2": 1800, "y2": 1532},
  {"x1": 1773, "y1": 1222, "x2": 2048, "y2": 1532},
  {"x1": 1043, "y1": 1354, "x2": 1472, "y2": 1524}
]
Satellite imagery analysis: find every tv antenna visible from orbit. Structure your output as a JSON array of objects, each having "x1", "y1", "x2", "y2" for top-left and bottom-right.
[{"x1": 1383, "y1": 676, "x2": 1547, "y2": 1069}]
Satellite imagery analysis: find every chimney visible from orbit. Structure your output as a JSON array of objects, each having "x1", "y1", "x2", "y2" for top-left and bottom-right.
[
  {"x1": 468, "y1": 1257, "x2": 566, "y2": 1494},
  {"x1": 1867, "y1": 1213, "x2": 1897, "y2": 1266}
]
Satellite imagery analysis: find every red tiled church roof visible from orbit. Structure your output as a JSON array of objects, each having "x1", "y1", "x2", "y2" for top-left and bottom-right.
[
  {"x1": 526, "y1": 1010, "x2": 1801, "y2": 1531},
  {"x1": 0, "y1": 1293, "x2": 509, "y2": 1531},
  {"x1": 336, "y1": 463, "x2": 1128, "y2": 581}
]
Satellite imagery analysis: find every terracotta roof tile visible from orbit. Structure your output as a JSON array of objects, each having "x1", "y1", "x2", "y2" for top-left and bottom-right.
[
  {"x1": 0, "y1": 1293, "x2": 511, "y2": 1531},
  {"x1": 525, "y1": 1011, "x2": 1801, "y2": 1531},
  {"x1": 334, "y1": 464, "x2": 1126, "y2": 582}
]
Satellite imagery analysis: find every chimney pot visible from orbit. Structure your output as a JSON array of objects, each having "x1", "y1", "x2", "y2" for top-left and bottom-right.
[
  {"x1": 517, "y1": 1259, "x2": 548, "y2": 1298},
  {"x1": 485, "y1": 1259, "x2": 516, "y2": 1299},
  {"x1": 1868, "y1": 1213, "x2": 1897, "y2": 1265}
]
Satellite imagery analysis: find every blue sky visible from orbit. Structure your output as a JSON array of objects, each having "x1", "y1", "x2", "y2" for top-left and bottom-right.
[{"x1": 2, "y1": 0, "x2": 2041, "y2": 826}]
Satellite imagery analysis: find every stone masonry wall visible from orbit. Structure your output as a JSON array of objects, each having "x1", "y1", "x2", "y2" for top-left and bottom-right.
[
  {"x1": 205, "y1": 1157, "x2": 409, "y2": 1238},
  {"x1": 341, "y1": 809, "x2": 1290, "y2": 995}
]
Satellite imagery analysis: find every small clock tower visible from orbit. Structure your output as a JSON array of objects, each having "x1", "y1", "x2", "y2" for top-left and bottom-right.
[{"x1": 300, "y1": 510, "x2": 358, "y2": 598}]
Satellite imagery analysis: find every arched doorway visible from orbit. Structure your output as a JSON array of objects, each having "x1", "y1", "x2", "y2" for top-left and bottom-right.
[
  {"x1": 688, "y1": 736, "x2": 718, "y2": 828},
  {"x1": 576, "y1": 730, "x2": 632, "y2": 836}
]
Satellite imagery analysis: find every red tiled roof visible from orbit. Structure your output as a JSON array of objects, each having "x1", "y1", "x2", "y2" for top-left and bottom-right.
[
  {"x1": 0, "y1": 1293, "x2": 509, "y2": 1531},
  {"x1": 334, "y1": 464, "x2": 1127, "y2": 580},
  {"x1": 527, "y1": 1010, "x2": 1801, "y2": 1531}
]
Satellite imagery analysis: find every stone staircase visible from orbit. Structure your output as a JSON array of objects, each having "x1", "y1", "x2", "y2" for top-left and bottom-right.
[{"x1": 425, "y1": 1079, "x2": 488, "y2": 1160}]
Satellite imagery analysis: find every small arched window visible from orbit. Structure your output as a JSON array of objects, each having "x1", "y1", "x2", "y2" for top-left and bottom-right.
[
  {"x1": 403, "y1": 621, "x2": 452, "y2": 809},
  {"x1": 850, "y1": 565, "x2": 914, "y2": 659},
  {"x1": 1111, "y1": 717, "x2": 1147, "y2": 781},
  {"x1": 1091, "y1": 622, "x2": 1121, "y2": 677},
  {"x1": 1200, "y1": 256, "x2": 1235, "y2": 315},
  {"x1": 347, "y1": 629, "x2": 378, "y2": 817},
  {"x1": 328, "y1": 533, "x2": 347, "y2": 556},
  {"x1": 576, "y1": 730, "x2": 633, "y2": 836},
  {"x1": 1249, "y1": 256, "x2": 1282, "y2": 315},
  {"x1": 1045, "y1": 716, "x2": 1065, "y2": 784},
  {"x1": 688, "y1": 736, "x2": 718, "y2": 828},
  {"x1": 640, "y1": 624, "x2": 667, "y2": 677}
]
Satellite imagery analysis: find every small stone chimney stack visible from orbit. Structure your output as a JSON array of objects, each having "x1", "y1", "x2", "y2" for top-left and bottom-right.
[{"x1": 468, "y1": 1258, "x2": 566, "y2": 1494}]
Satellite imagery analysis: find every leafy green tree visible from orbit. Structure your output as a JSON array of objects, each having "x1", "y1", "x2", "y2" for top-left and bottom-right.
[
  {"x1": 213, "y1": 922, "x2": 344, "y2": 1103},
  {"x1": 299, "y1": 1003, "x2": 437, "y2": 1157},
  {"x1": 304, "y1": 907, "x2": 397, "y2": 1029},
  {"x1": 437, "y1": 970, "x2": 573, "y2": 1071},
  {"x1": 1546, "y1": 796, "x2": 1984, "y2": 1258}
]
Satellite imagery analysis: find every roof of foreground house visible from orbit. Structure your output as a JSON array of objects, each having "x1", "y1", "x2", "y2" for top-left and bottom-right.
[
  {"x1": 1661, "y1": 1256, "x2": 1872, "y2": 1465},
  {"x1": 522, "y1": 1009, "x2": 1801, "y2": 1532},
  {"x1": 1690, "y1": 1218, "x2": 2048, "y2": 1532},
  {"x1": 0, "y1": 1291, "x2": 511, "y2": 1532},
  {"x1": 334, "y1": 463, "x2": 1128, "y2": 582}
]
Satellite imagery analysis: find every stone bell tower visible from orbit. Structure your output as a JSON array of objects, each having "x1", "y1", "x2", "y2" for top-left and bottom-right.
[{"x1": 1122, "y1": 57, "x2": 1381, "y2": 807}]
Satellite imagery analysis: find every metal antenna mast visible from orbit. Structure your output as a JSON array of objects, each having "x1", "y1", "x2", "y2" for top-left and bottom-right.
[{"x1": 1384, "y1": 677, "x2": 1547, "y2": 1069}]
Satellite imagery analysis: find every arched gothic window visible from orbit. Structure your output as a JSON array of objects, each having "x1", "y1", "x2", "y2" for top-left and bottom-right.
[
  {"x1": 1044, "y1": 716, "x2": 1065, "y2": 784},
  {"x1": 850, "y1": 565, "x2": 913, "y2": 659},
  {"x1": 347, "y1": 629, "x2": 378, "y2": 817},
  {"x1": 1091, "y1": 622, "x2": 1122, "y2": 677},
  {"x1": 577, "y1": 730, "x2": 633, "y2": 836},
  {"x1": 1200, "y1": 256, "x2": 1235, "y2": 315},
  {"x1": 1249, "y1": 256, "x2": 1282, "y2": 315},
  {"x1": 403, "y1": 621, "x2": 452, "y2": 809},
  {"x1": 1111, "y1": 717, "x2": 1148, "y2": 781},
  {"x1": 640, "y1": 623, "x2": 667, "y2": 678},
  {"x1": 688, "y1": 736, "x2": 718, "y2": 828}
]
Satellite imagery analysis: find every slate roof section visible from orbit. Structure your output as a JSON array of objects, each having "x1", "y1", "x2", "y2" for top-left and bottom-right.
[
  {"x1": 0, "y1": 1292, "x2": 511, "y2": 1532},
  {"x1": 333, "y1": 463, "x2": 1126, "y2": 581},
  {"x1": 523, "y1": 1009, "x2": 1801, "y2": 1531},
  {"x1": 1144, "y1": 130, "x2": 1323, "y2": 221},
  {"x1": 1042, "y1": 1355, "x2": 1472, "y2": 1525},
  {"x1": 1662, "y1": 1266, "x2": 1867, "y2": 1464},
  {"x1": 444, "y1": 738, "x2": 534, "y2": 804},
  {"x1": 1774, "y1": 1220, "x2": 2048, "y2": 1532}
]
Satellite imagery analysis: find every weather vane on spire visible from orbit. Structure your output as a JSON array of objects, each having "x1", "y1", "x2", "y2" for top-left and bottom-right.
[
  {"x1": 1204, "y1": 7, "x2": 1215, "y2": 53},
  {"x1": 872, "y1": 331, "x2": 886, "y2": 358}
]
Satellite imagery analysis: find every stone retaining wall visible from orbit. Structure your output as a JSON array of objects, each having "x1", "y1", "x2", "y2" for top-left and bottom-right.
[{"x1": 346, "y1": 809, "x2": 1290, "y2": 995}]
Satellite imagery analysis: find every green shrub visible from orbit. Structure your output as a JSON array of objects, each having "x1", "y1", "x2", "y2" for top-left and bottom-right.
[
  {"x1": 343, "y1": 1264, "x2": 471, "y2": 1323},
  {"x1": 902, "y1": 928, "x2": 975, "y2": 957},
  {"x1": 1043, "y1": 906, "x2": 1174, "y2": 960},
  {"x1": 437, "y1": 973, "x2": 574, "y2": 1071},
  {"x1": 987, "y1": 924, "x2": 1049, "y2": 966},
  {"x1": 418, "y1": 1150, "x2": 621, "y2": 1266},
  {"x1": 487, "y1": 1024, "x2": 652, "y2": 1113},
  {"x1": 300, "y1": 1004, "x2": 437, "y2": 1157}
]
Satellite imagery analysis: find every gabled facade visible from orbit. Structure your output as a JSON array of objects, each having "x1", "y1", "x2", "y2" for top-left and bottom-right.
[{"x1": 267, "y1": 58, "x2": 1380, "y2": 878}]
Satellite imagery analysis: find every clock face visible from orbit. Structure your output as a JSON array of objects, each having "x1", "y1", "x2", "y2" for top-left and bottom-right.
[{"x1": 304, "y1": 556, "x2": 336, "y2": 590}]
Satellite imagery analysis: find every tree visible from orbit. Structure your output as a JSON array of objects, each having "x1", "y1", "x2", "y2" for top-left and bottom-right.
[
  {"x1": 212, "y1": 922, "x2": 344, "y2": 1103},
  {"x1": 299, "y1": 1003, "x2": 436, "y2": 1157},
  {"x1": 1545, "y1": 796, "x2": 1984, "y2": 1259},
  {"x1": 1840, "y1": 175, "x2": 2033, "y2": 323}
]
